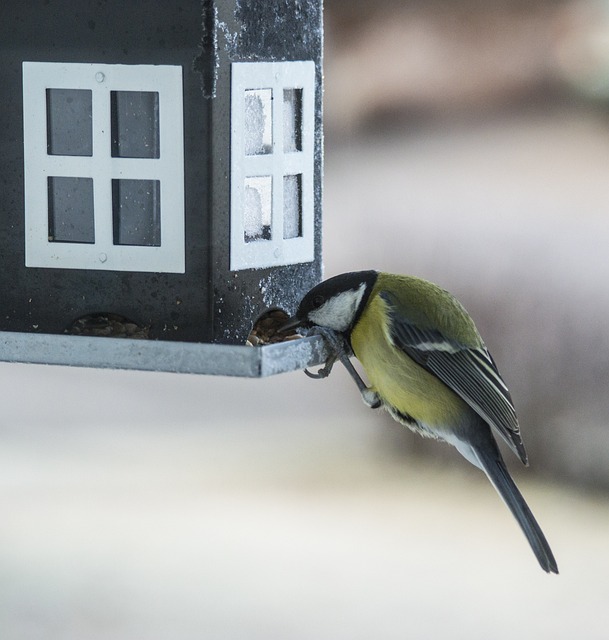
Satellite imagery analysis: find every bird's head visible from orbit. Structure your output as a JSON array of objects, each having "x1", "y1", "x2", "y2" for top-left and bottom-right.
[{"x1": 283, "y1": 270, "x2": 378, "y2": 334}]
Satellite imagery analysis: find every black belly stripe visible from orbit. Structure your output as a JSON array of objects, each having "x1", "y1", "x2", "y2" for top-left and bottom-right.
[
  {"x1": 387, "y1": 405, "x2": 417, "y2": 427},
  {"x1": 386, "y1": 404, "x2": 440, "y2": 440}
]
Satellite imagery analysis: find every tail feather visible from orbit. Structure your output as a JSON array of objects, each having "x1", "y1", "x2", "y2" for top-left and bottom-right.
[{"x1": 476, "y1": 448, "x2": 558, "y2": 574}]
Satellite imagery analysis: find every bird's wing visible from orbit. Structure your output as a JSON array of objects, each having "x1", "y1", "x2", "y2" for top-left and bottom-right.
[{"x1": 380, "y1": 291, "x2": 528, "y2": 465}]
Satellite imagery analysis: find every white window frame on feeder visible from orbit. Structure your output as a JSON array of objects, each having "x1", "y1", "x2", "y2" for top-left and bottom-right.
[
  {"x1": 230, "y1": 60, "x2": 315, "y2": 271},
  {"x1": 22, "y1": 61, "x2": 185, "y2": 273}
]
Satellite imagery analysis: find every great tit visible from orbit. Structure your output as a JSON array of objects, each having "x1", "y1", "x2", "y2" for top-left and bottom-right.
[{"x1": 284, "y1": 270, "x2": 558, "y2": 574}]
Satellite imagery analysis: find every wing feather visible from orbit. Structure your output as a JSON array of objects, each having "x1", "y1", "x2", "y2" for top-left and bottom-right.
[{"x1": 381, "y1": 291, "x2": 527, "y2": 464}]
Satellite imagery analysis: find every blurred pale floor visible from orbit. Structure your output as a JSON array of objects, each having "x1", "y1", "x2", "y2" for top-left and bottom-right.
[{"x1": 1, "y1": 361, "x2": 609, "y2": 639}]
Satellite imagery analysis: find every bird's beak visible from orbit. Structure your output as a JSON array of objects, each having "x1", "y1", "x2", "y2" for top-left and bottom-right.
[{"x1": 279, "y1": 315, "x2": 303, "y2": 333}]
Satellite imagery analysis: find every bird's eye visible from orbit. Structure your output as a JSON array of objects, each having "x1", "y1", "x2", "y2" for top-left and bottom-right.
[{"x1": 312, "y1": 294, "x2": 324, "y2": 307}]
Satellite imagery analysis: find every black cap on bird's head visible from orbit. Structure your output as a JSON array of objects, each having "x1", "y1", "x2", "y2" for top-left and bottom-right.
[{"x1": 282, "y1": 270, "x2": 378, "y2": 334}]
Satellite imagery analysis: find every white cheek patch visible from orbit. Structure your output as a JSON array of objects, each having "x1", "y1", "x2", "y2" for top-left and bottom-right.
[{"x1": 309, "y1": 284, "x2": 366, "y2": 332}]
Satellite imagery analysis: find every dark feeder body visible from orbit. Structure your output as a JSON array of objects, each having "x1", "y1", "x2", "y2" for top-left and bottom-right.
[{"x1": 0, "y1": 0, "x2": 327, "y2": 376}]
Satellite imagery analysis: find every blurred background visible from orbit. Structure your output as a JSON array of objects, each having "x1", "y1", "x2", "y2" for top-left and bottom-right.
[{"x1": 3, "y1": 0, "x2": 609, "y2": 637}]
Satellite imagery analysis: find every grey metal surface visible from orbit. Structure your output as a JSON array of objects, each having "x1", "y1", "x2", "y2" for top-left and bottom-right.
[{"x1": 0, "y1": 332, "x2": 329, "y2": 377}]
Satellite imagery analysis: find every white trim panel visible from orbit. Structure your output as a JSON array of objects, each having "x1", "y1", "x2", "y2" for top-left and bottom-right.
[
  {"x1": 23, "y1": 61, "x2": 185, "y2": 273},
  {"x1": 230, "y1": 61, "x2": 315, "y2": 271}
]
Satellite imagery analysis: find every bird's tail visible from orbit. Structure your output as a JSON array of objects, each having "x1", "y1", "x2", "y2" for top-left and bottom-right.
[{"x1": 475, "y1": 447, "x2": 558, "y2": 574}]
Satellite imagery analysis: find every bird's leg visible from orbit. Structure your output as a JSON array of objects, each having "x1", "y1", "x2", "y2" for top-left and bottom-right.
[{"x1": 305, "y1": 326, "x2": 381, "y2": 409}]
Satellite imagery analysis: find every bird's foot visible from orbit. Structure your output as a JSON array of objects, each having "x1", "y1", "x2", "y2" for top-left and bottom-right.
[
  {"x1": 304, "y1": 357, "x2": 336, "y2": 379},
  {"x1": 303, "y1": 326, "x2": 345, "y2": 379}
]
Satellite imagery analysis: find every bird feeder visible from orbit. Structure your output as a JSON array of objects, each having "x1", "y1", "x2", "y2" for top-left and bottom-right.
[{"x1": 0, "y1": 0, "x2": 327, "y2": 376}]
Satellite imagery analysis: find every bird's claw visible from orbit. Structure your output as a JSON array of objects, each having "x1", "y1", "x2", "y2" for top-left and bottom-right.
[
  {"x1": 304, "y1": 362, "x2": 334, "y2": 379},
  {"x1": 303, "y1": 327, "x2": 344, "y2": 381}
]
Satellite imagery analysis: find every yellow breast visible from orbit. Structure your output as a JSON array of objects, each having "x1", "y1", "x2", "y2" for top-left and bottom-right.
[{"x1": 350, "y1": 292, "x2": 468, "y2": 430}]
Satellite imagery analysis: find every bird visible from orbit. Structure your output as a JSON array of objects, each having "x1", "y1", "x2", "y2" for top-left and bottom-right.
[{"x1": 282, "y1": 270, "x2": 558, "y2": 574}]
